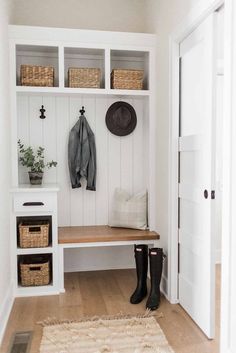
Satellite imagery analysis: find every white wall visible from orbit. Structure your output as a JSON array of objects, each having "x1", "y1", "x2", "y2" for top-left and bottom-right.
[
  {"x1": 0, "y1": 0, "x2": 13, "y2": 343},
  {"x1": 10, "y1": 0, "x2": 148, "y2": 33}
]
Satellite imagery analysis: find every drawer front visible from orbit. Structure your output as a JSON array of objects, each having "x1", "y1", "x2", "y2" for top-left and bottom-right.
[{"x1": 13, "y1": 193, "x2": 55, "y2": 213}]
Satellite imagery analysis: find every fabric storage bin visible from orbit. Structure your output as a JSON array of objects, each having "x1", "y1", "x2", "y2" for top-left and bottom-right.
[
  {"x1": 20, "y1": 65, "x2": 54, "y2": 87},
  {"x1": 68, "y1": 67, "x2": 101, "y2": 88},
  {"x1": 19, "y1": 221, "x2": 49, "y2": 248},
  {"x1": 111, "y1": 69, "x2": 144, "y2": 90},
  {"x1": 20, "y1": 255, "x2": 50, "y2": 286}
]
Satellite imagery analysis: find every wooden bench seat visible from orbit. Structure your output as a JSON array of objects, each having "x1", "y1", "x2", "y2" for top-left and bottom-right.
[
  {"x1": 58, "y1": 225, "x2": 160, "y2": 244},
  {"x1": 58, "y1": 225, "x2": 160, "y2": 293}
]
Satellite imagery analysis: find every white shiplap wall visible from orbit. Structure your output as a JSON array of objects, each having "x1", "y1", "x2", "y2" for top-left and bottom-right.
[{"x1": 17, "y1": 95, "x2": 147, "y2": 228}]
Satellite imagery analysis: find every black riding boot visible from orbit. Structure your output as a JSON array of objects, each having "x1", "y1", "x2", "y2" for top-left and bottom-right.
[
  {"x1": 130, "y1": 244, "x2": 148, "y2": 304},
  {"x1": 146, "y1": 248, "x2": 163, "y2": 310}
]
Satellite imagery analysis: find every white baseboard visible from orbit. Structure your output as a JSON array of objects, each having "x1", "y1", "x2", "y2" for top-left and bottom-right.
[
  {"x1": 65, "y1": 264, "x2": 135, "y2": 273},
  {"x1": 160, "y1": 274, "x2": 169, "y2": 300},
  {"x1": 215, "y1": 249, "x2": 222, "y2": 264},
  {"x1": 0, "y1": 281, "x2": 14, "y2": 345}
]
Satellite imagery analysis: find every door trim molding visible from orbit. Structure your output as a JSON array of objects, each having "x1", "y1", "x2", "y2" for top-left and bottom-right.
[
  {"x1": 168, "y1": 0, "x2": 224, "y2": 305},
  {"x1": 220, "y1": 0, "x2": 236, "y2": 352}
]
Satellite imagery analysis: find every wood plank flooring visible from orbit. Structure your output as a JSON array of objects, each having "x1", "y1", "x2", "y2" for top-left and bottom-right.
[{"x1": 1, "y1": 266, "x2": 220, "y2": 353}]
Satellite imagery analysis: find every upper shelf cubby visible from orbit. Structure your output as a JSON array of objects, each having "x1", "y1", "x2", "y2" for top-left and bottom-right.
[
  {"x1": 16, "y1": 45, "x2": 59, "y2": 87},
  {"x1": 110, "y1": 50, "x2": 149, "y2": 90},
  {"x1": 64, "y1": 47, "x2": 105, "y2": 89},
  {"x1": 14, "y1": 45, "x2": 150, "y2": 95}
]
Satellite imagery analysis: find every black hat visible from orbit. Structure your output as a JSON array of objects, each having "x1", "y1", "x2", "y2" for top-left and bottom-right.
[{"x1": 105, "y1": 101, "x2": 137, "y2": 136}]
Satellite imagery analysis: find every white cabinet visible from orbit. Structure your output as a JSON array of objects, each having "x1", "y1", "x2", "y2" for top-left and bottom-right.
[
  {"x1": 13, "y1": 192, "x2": 55, "y2": 213},
  {"x1": 9, "y1": 25, "x2": 157, "y2": 295},
  {"x1": 10, "y1": 185, "x2": 59, "y2": 297}
]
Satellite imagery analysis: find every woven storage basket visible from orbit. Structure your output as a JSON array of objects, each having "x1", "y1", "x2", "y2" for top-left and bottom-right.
[
  {"x1": 111, "y1": 69, "x2": 144, "y2": 90},
  {"x1": 20, "y1": 256, "x2": 50, "y2": 287},
  {"x1": 20, "y1": 65, "x2": 54, "y2": 87},
  {"x1": 68, "y1": 67, "x2": 101, "y2": 88},
  {"x1": 19, "y1": 222, "x2": 49, "y2": 248}
]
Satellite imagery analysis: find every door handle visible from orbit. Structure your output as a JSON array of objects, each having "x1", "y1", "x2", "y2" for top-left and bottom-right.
[{"x1": 203, "y1": 190, "x2": 215, "y2": 199}]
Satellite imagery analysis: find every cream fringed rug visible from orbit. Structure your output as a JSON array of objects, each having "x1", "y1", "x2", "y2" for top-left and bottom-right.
[{"x1": 39, "y1": 313, "x2": 174, "y2": 353}]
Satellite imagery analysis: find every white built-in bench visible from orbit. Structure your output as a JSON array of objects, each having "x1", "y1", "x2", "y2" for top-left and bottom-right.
[{"x1": 58, "y1": 225, "x2": 160, "y2": 292}]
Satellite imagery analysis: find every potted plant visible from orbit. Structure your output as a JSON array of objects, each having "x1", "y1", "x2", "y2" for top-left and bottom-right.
[{"x1": 18, "y1": 140, "x2": 57, "y2": 185}]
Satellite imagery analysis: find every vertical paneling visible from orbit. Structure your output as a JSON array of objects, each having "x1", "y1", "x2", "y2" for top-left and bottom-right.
[
  {"x1": 56, "y1": 97, "x2": 71, "y2": 226},
  {"x1": 95, "y1": 98, "x2": 109, "y2": 224},
  {"x1": 17, "y1": 96, "x2": 29, "y2": 184},
  {"x1": 69, "y1": 97, "x2": 84, "y2": 226},
  {"x1": 107, "y1": 97, "x2": 121, "y2": 222},
  {"x1": 17, "y1": 95, "x2": 146, "y2": 227},
  {"x1": 143, "y1": 99, "x2": 150, "y2": 191},
  {"x1": 120, "y1": 98, "x2": 134, "y2": 194},
  {"x1": 42, "y1": 96, "x2": 57, "y2": 183},
  {"x1": 29, "y1": 96, "x2": 43, "y2": 147},
  {"x1": 82, "y1": 97, "x2": 96, "y2": 225},
  {"x1": 133, "y1": 98, "x2": 145, "y2": 193}
]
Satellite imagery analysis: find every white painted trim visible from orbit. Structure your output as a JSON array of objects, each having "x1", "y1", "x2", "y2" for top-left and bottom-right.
[
  {"x1": 14, "y1": 87, "x2": 151, "y2": 97},
  {"x1": 160, "y1": 274, "x2": 168, "y2": 300},
  {"x1": 0, "y1": 282, "x2": 14, "y2": 345},
  {"x1": 64, "y1": 263, "x2": 135, "y2": 273},
  {"x1": 168, "y1": 38, "x2": 180, "y2": 304},
  {"x1": 215, "y1": 249, "x2": 222, "y2": 264},
  {"x1": 9, "y1": 25, "x2": 156, "y2": 47},
  {"x1": 59, "y1": 240, "x2": 158, "y2": 249},
  {"x1": 217, "y1": 59, "x2": 224, "y2": 75},
  {"x1": 168, "y1": 0, "x2": 224, "y2": 305}
]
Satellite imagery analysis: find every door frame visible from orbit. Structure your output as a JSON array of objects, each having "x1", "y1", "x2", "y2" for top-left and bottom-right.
[{"x1": 168, "y1": 0, "x2": 224, "y2": 305}]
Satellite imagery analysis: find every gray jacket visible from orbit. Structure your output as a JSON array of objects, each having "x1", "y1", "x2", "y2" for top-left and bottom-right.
[{"x1": 68, "y1": 115, "x2": 96, "y2": 191}]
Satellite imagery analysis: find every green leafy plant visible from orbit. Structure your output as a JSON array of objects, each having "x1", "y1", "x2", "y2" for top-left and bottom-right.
[{"x1": 18, "y1": 140, "x2": 57, "y2": 173}]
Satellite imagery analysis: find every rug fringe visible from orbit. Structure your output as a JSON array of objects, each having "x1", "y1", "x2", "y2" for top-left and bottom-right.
[{"x1": 38, "y1": 310, "x2": 164, "y2": 327}]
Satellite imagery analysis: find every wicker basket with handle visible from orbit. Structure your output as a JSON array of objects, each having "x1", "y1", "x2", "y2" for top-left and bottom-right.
[
  {"x1": 68, "y1": 67, "x2": 101, "y2": 88},
  {"x1": 20, "y1": 256, "x2": 50, "y2": 287},
  {"x1": 111, "y1": 69, "x2": 144, "y2": 90},
  {"x1": 20, "y1": 65, "x2": 54, "y2": 87},
  {"x1": 19, "y1": 222, "x2": 49, "y2": 248}
]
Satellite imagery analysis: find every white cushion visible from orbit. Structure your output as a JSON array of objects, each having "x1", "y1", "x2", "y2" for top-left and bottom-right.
[{"x1": 109, "y1": 188, "x2": 147, "y2": 230}]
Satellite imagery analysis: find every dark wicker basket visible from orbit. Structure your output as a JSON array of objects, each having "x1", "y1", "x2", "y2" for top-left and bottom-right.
[
  {"x1": 19, "y1": 221, "x2": 49, "y2": 248},
  {"x1": 20, "y1": 255, "x2": 50, "y2": 287}
]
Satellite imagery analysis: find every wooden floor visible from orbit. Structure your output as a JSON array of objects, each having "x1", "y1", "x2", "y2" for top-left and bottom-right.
[{"x1": 1, "y1": 266, "x2": 221, "y2": 353}]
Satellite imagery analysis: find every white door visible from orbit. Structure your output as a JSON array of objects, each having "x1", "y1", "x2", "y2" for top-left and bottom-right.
[{"x1": 178, "y1": 13, "x2": 216, "y2": 339}]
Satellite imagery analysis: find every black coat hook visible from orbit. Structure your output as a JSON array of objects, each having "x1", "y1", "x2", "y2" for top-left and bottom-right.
[
  {"x1": 40, "y1": 105, "x2": 46, "y2": 119},
  {"x1": 80, "y1": 106, "x2": 85, "y2": 116}
]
